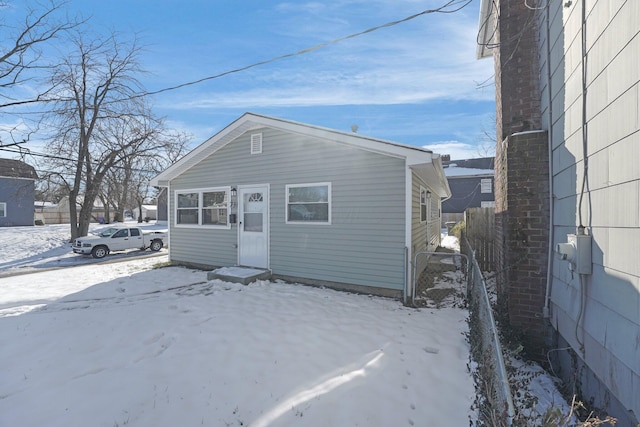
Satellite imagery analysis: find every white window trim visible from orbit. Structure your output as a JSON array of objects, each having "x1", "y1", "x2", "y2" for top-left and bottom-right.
[
  {"x1": 481, "y1": 178, "x2": 493, "y2": 194},
  {"x1": 419, "y1": 186, "x2": 427, "y2": 223},
  {"x1": 174, "y1": 186, "x2": 231, "y2": 229},
  {"x1": 0, "y1": 202, "x2": 6, "y2": 217},
  {"x1": 285, "y1": 182, "x2": 332, "y2": 225}
]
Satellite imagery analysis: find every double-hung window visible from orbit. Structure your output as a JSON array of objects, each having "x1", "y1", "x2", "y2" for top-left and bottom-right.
[
  {"x1": 420, "y1": 187, "x2": 428, "y2": 222},
  {"x1": 175, "y1": 188, "x2": 230, "y2": 228},
  {"x1": 0, "y1": 202, "x2": 6, "y2": 217},
  {"x1": 177, "y1": 192, "x2": 199, "y2": 224},
  {"x1": 202, "y1": 191, "x2": 228, "y2": 225},
  {"x1": 286, "y1": 183, "x2": 331, "y2": 224}
]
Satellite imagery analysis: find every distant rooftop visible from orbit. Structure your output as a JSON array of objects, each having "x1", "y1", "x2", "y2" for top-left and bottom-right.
[
  {"x1": 0, "y1": 158, "x2": 38, "y2": 179},
  {"x1": 442, "y1": 157, "x2": 494, "y2": 177}
]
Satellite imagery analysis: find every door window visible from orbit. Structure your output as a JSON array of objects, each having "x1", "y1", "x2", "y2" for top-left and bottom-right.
[{"x1": 243, "y1": 192, "x2": 264, "y2": 232}]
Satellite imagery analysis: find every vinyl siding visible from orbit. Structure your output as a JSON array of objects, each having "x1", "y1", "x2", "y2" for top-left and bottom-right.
[
  {"x1": 540, "y1": 0, "x2": 640, "y2": 419},
  {"x1": 410, "y1": 173, "x2": 440, "y2": 254},
  {"x1": 410, "y1": 173, "x2": 441, "y2": 292},
  {"x1": 169, "y1": 127, "x2": 407, "y2": 290},
  {"x1": 0, "y1": 177, "x2": 35, "y2": 227}
]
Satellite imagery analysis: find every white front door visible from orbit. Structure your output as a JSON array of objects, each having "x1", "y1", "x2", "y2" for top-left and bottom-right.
[{"x1": 238, "y1": 185, "x2": 269, "y2": 268}]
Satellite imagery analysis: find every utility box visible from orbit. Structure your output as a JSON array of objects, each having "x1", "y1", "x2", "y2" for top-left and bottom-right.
[
  {"x1": 556, "y1": 232, "x2": 592, "y2": 275},
  {"x1": 571, "y1": 233, "x2": 592, "y2": 275}
]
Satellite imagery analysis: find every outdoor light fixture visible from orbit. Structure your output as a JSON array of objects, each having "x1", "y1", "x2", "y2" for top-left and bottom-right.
[
  {"x1": 230, "y1": 187, "x2": 237, "y2": 198},
  {"x1": 426, "y1": 191, "x2": 432, "y2": 199}
]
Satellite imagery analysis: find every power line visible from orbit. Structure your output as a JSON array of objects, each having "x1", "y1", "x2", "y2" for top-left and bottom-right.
[
  {"x1": 1, "y1": 0, "x2": 472, "y2": 109},
  {"x1": 130, "y1": 0, "x2": 473, "y2": 100},
  {"x1": 0, "y1": 146, "x2": 161, "y2": 174}
]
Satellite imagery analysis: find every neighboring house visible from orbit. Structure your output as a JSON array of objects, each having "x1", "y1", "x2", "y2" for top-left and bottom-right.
[
  {"x1": 35, "y1": 196, "x2": 107, "y2": 225},
  {"x1": 151, "y1": 113, "x2": 451, "y2": 300},
  {"x1": 156, "y1": 188, "x2": 168, "y2": 224},
  {"x1": 0, "y1": 159, "x2": 37, "y2": 227},
  {"x1": 441, "y1": 157, "x2": 495, "y2": 226},
  {"x1": 479, "y1": 0, "x2": 639, "y2": 425},
  {"x1": 133, "y1": 205, "x2": 157, "y2": 221}
]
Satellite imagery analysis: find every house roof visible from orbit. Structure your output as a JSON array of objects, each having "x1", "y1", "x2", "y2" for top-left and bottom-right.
[
  {"x1": 151, "y1": 113, "x2": 451, "y2": 198},
  {"x1": 445, "y1": 167, "x2": 494, "y2": 178},
  {"x1": 443, "y1": 157, "x2": 494, "y2": 178},
  {"x1": 0, "y1": 158, "x2": 38, "y2": 180}
]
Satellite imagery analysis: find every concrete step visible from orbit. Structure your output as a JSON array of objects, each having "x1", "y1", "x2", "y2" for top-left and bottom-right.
[{"x1": 207, "y1": 266, "x2": 271, "y2": 285}]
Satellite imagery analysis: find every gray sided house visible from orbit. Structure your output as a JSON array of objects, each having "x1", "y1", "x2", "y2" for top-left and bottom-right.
[
  {"x1": 479, "y1": 0, "x2": 640, "y2": 424},
  {"x1": 151, "y1": 113, "x2": 451, "y2": 300},
  {"x1": 0, "y1": 159, "x2": 38, "y2": 227},
  {"x1": 441, "y1": 157, "x2": 495, "y2": 226}
]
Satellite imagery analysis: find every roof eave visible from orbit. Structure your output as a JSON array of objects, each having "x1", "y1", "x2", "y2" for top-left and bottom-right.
[
  {"x1": 409, "y1": 154, "x2": 452, "y2": 199},
  {"x1": 477, "y1": 0, "x2": 497, "y2": 60},
  {"x1": 150, "y1": 112, "x2": 436, "y2": 187}
]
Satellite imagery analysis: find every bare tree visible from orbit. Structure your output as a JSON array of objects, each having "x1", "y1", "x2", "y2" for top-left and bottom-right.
[
  {"x1": 0, "y1": 0, "x2": 81, "y2": 148},
  {"x1": 477, "y1": 113, "x2": 497, "y2": 158},
  {"x1": 99, "y1": 119, "x2": 189, "y2": 223},
  {"x1": 128, "y1": 131, "x2": 189, "y2": 222},
  {"x1": 42, "y1": 31, "x2": 174, "y2": 239}
]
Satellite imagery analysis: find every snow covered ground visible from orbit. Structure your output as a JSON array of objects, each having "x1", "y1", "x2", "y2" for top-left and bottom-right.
[
  {"x1": 0, "y1": 225, "x2": 476, "y2": 426},
  {"x1": 0, "y1": 222, "x2": 168, "y2": 276}
]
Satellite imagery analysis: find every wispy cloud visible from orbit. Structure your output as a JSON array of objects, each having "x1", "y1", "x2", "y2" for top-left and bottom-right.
[
  {"x1": 151, "y1": 1, "x2": 493, "y2": 112},
  {"x1": 423, "y1": 140, "x2": 494, "y2": 159}
]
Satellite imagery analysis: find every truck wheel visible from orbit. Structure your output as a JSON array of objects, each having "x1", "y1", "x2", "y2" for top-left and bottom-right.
[
  {"x1": 150, "y1": 240, "x2": 163, "y2": 251},
  {"x1": 91, "y1": 246, "x2": 108, "y2": 259}
]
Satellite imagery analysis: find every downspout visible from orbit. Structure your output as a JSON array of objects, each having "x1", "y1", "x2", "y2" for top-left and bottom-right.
[
  {"x1": 543, "y1": 1, "x2": 555, "y2": 319},
  {"x1": 166, "y1": 182, "x2": 172, "y2": 264},
  {"x1": 404, "y1": 165, "x2": 413, "y2": 305}
]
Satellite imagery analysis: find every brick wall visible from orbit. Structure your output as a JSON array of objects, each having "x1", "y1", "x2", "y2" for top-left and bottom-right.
[
  {"x1": 505, "y1": 132, "x2": 549, "y2": 355},
  {"x1": 497, "y1": 0, "x2": 542, "y2": 141},
  {"x1": 492, "y1": 1, "x2": 550, "y2": 358}
]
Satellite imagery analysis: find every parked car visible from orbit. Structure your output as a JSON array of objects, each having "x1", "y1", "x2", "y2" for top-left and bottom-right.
[{"x1": 72, "y1": 226, "x2": 167, "y2": 259}]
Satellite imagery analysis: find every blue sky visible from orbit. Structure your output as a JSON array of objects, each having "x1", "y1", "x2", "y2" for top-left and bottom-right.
[{"x1": 5, "y1": 0, "x2": 496, "y2": 160}]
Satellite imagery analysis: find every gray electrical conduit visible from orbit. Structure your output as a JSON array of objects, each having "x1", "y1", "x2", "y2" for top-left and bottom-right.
[{"x1": 543, "y1": 0, "x2": 555, "y2": 320}]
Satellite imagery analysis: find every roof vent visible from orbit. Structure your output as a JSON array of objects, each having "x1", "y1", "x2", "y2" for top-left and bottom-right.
[{"x1": 251, "y1": 133, "x2": 262, "y2": 154}]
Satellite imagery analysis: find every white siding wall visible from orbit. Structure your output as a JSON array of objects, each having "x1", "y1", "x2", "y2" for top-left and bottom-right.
[
  {"x1": 540, "y1": 0, "x2": 640, "y2": 419},
  {"x1": 168, "y1": 127, "x2": 407, "y2": 291}
]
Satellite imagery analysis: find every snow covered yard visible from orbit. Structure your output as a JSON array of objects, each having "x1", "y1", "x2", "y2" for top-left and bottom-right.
[
  {"x1": 0, "y1": 226, "x2": 476, "y2": 427},
  {"x1": 0, "y1": 223, "x2": 168, "y2": 275}
]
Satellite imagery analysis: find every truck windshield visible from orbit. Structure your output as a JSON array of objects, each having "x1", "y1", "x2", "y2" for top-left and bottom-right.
[{"x1": 99, "y1": 228, "x2": 119, "y2": 237}]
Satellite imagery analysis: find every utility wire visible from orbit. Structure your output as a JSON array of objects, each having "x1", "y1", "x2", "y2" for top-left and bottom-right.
[
  {"x1": 0, "y1": 146, "x2": 160, "y2": 174},
  {"x1": 129, "y1": 0, "x2": 473, "y2": 100},
  {"x1": 1, "y1": 0, "x2": 472, "y2": 109}
]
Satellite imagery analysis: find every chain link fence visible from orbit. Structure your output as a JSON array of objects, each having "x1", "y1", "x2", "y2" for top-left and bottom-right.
[
  {"x1": 462, "y1": 235, "x2": 515, "y2": 426},
  {"x1": 411, "y1": 238, "x2": 515, "y2": 425}
]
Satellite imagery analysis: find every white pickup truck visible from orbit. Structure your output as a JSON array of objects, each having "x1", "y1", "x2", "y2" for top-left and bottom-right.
[{"x1": 72, "y1": 226, "x2": 167, "y2": 259}]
